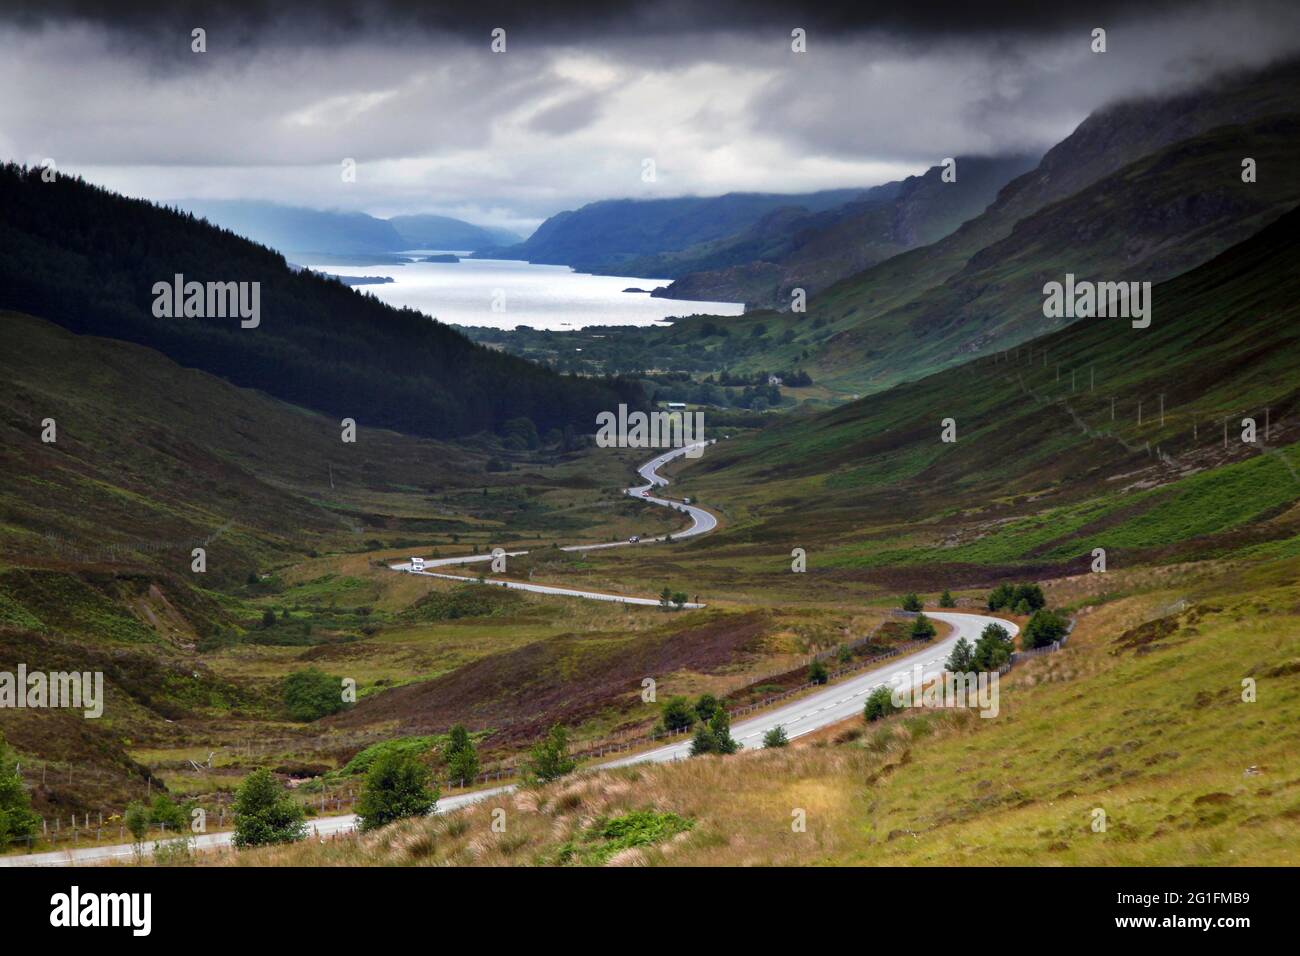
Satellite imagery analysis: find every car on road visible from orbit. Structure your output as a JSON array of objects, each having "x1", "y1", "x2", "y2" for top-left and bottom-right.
[{"x1": 629, "y1": 535, "x2": 640, "y2": 543}]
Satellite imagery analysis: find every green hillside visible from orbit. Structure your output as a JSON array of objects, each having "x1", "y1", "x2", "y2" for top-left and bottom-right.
[{"x1": 671, "y1": 206, "x2": 1300, "y2": 582}]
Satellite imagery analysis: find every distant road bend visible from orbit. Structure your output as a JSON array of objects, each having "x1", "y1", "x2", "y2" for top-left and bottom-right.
[
  {"x1": 388, "y1": 440, "x2": 716, "y2": 606},
  {"x1": 3, "y1": 441, "x2": 1019, "y2": 866}
]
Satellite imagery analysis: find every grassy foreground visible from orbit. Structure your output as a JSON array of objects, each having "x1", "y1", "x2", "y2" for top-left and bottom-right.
[{"x1": 194, "y1": 553, "x2": 1300, "y2": 866}]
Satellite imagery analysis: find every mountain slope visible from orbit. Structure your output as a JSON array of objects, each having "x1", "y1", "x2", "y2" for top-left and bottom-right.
[
  {"x1": 790, "y1": 60, "x2": 1300, "y2": 392},
  {"x1": 675, "y1": 205, "x2": 1300, "y2": 579},
  {"x1": 0, "y1": 165, "x2": 641, "y2": 440},
  {"x1": 650, "y1": 155, "x2": 1039, "y2": 310},
  {"x1": 484, "y1": 188, "x2": 872, "y2": 274},
  {"x1": 387, "y1": 214, "x2": 520, "y2": 250}
]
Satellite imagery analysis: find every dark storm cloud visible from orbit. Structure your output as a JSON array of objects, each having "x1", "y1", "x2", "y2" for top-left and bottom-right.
[
  {"x1": 1, "y1": 0, "x2": 1296, "y2": 231},
  {"x1": 3, "y1": 1, "x2": 1202, "y2": 46}
]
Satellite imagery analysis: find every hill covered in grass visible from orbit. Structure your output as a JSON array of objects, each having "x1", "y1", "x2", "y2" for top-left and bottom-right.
[
  {"x1": 666, "y1": 204, "x2": 1300, "y2": 589},
  {"x1": 0, "y1": 165, "x2": 642, "y2": 440},
  {"x1": 203, "y1": 553, "x2": 1300, "y2": 867}
]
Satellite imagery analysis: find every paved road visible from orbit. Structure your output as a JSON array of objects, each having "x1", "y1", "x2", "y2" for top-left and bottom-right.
[
  {"x1": 388, "y1": 441, "x2": 714, "y2": 605},
  {"x1": 2, "y1": 442, "x2": 1015, "y2": 866}
]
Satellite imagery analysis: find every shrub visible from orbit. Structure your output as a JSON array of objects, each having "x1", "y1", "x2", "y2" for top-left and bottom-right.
[
  {"x1": 910, "y1": 613, "x2": 937, "y2": 640},
  {"x1": 836, "y1": 644, "x2": 853, "y2": 664},
  {"x1": 524, "y1": 725, "x2": 575, "y2": 784},
  {"x1": 864, "y1": 686, "x2": 902, "y2": 722},
  {"x1": 356, "y1": 751, "x2": 438, "y2": 832},
  {"x1": 281, "y1": 668, "x2": 347, "y2": 722},
  {"x1": 763, "y1": 725, "x2": 789, "y2": 748},
  {"x1": 901, "y1": 593, "x2": 923, "y2": 612},
  {"x1": 232, "y1": 769, "x2": 307, "y2": 848},
  {"x1": 939, "y1": 590, "x2": 957, "y2": 608},
  {"x1": 808, "y1": 658, "x2": 829, "y2": 684},
  {"x1": 261, "y1": 608, "x2": 276, "y2": 628}
]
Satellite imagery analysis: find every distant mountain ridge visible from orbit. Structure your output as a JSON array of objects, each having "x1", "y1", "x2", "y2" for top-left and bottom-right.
[
  {"x1": 479, "y1": 188, "x2": 876, "y2": 274},
  {"x1": 177, "y1": 199, "x2": 520, "y2": 257},
  {"x1": 648, "y1": 154, "x2": 1039, "y2": 309}
]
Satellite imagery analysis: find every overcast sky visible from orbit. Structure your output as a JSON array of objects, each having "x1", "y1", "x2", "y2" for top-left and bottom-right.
[{"x1": 1, "y1": 1, "x2": 1297, "y2": 234}]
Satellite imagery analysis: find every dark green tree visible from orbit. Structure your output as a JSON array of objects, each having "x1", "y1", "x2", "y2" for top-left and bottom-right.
[
  {"x1": 763, "y1": 725, "x2": 789, "y2": 748},
  {"x1": 911, "y1": 613, "x2": 937, "y2": 640},
  {"x1": 693, "y1": 694, "x2": 720, "y2": 723},
  {"x1": 1024, "y1": 608, "x2": 1069, "y2": 648},
  {"x1": 808, "y1": 658, "x2": 829, "y2": 684},
  {"x1": 660, "y1": 696, "x2": 697, "y2": 733},
  {"x1": 444, "y1": 724, "x2": 480, "y2": 784},
  {"x1": 232, "y1": 769, "x2": 307, "y2": 848},
  {"x1": 0, "y1": 733, "x2": 40, "y2": 846},
  {"x1": 945, "y1": 636, "x2": 975, "y2": 672},
  {"x1": 356, "y1": 751, "x2": 438, "y2": 832},
  {"x1": 939, "y1": 590, "x2": 957, "y2": 608},
  {"x1": 901, "y1": 593, "x2": 923, "y2": 612}
]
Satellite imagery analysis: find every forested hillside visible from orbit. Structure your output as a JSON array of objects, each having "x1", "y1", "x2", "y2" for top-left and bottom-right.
[{"x1": 0, "y1": 165, "x2": 642, "y2": 440}]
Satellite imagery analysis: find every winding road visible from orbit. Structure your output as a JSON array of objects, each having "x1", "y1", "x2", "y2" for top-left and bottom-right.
[{"x1": 2, "y1": 439, "x2": 1015, "y2": 866}]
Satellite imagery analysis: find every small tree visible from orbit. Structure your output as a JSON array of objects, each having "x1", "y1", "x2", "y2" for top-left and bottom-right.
[
  {"x1": 524, "y1": 724, "x2": 575, "y2": 784},
  {"x1": 660, "y1": 696, "x2": 696, "y2": 733},
  {"x1": 0, "y1": 734, "x2": 40, "y2": 847},
  {"x1": 693, "y1": 694, "x2": 720, "y2": 723},
  {"x1": 689, "y1": 723, "x2": 718, "y2": 756},
  {"x1": 763, "y1": 725, "x2": 789, "y2": 748},
  {"x1": 444, "y1": 724, "x2": 480, "y2": 784},
  {"x1": 281, "y1": 668, "x2": 347, "y2": 722},
  {"x1": 232, "y1": 769, "x2": 307, "y2": 848},
  {"x1": 708, "y1": 708, "x2": 738, "y2": 755},
  {"x1": 972, "y1": 623, "x2": 1014, "y2": 670},
  {"x1": 864, "y1": 686, "x2": 902, "y2": 722},
  {"x1": 261, "y1": 608, "x2": 277, "y2": 628},
  {"x1": 659, "y1": 587, "x2": 673, "y2": 609},
  {"x1": 945, "y1": 636, "x2": 975, "y2": 672},
  {"x1": 356, "y1": 751, "x2": 438, "y2": 832},
  {"x1": 671, "y1": 591, "x2": 689, "y2": 609},
  {"x1": 901, "y1": 593, "x2": 923, "y2": 612},
  {"x1": 123, "y1": 800, "x2": 151, "y2": 855},
  {"x1": 910, "y1": 613, "x2": 937, "y2": 641},
  {"x1": 836, "y1": 644, "x2": 853, "y2": 664},
  {"x1": 808, "y1": 658, "x2": 829, "y2": 684},
  {"x1": 987, "y1": 583, "x2": 1015, "y2": 611},
  {"x1": 939, "y1": 590, "x2": 957, "y2": 608}
]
